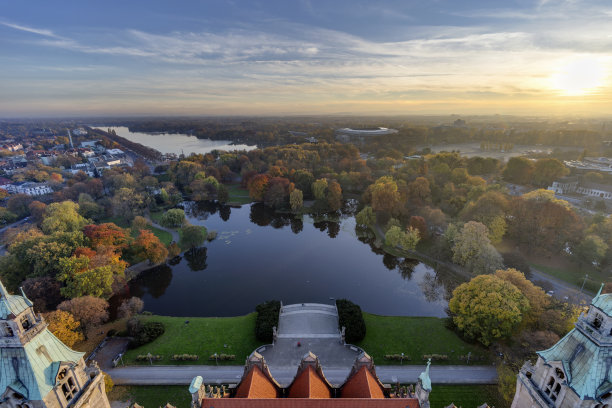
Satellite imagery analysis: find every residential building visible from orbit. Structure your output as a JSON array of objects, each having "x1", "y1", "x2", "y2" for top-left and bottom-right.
[
  {"x1": 511, "y1": 285, "x2": 612, "y2": 407},
  {"x1": 0, "y1": 279, "x2": 111, "y2": 408},
  {"x1": 548, "y1": 177, "x2": 612, "y2": 200}
]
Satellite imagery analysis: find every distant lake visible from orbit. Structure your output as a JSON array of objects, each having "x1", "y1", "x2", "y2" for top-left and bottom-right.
[
  {"x1": 112, "y1": 202, "x2": 465, "y2": 318},
  {"x1": 95, "y1": 126, "x2": 256, "y2": 156}
]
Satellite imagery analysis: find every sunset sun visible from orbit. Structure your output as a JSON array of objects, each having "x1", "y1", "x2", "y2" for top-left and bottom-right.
[{"x1": 551, "y1": 56, "x2": 608, "y2": 96}]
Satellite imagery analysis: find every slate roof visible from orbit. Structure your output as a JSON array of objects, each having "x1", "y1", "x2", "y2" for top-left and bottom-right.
[
  {"x1": 0, "y1": 329, "x2": 84, "y2": 400},
  {"x1": 591, "y1": 293, "x2": 612, "y2": 315},
  {"x1": 0, "y1": 282, "x2": 32, "y2": 319}
]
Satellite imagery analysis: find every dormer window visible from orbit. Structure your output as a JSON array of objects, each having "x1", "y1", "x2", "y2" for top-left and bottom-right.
[
  {"x1": 61, "y1": 376, "x2": 77, "y2": 401},
  {"x1": 21, "y1": 316, "x2": 31, "y2": 331},
  {"x1": 555, "y1": 368, "x2": 565, "y2": 380},
  {"x1": 1, "y1": 322, "x2": 14, "y2": 337},
  {"x1": 593, "y1": 313, "x2": 604, "y2": 329}
]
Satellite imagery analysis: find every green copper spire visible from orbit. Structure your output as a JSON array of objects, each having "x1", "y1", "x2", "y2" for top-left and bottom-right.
[{"x1": 419, "y1": 358, "x2": 432, "y2": 391}]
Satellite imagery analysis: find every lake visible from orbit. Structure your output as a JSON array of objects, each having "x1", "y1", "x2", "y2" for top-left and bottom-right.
[
  {"x1": 95, "y1": 126, "x2": 256, "y2": 155},
  {"x1": 116, "y1": 202, "x2": 464, "y2": 318}
]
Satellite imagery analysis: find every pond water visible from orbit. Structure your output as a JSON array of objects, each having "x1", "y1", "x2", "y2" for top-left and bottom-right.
[
  {"x1": 95, "y1": 126, "x2": 256, "y2": 155},
  {"x1": 116, "y1": 202, "x2": 465, "y2": 318}
]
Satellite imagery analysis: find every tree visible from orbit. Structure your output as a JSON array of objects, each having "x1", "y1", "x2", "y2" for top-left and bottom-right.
[
  {"x1": 460, "y1": 191, "x2": 510, "y2": 243},
  {"x1": 247, "y1": 174, "x2": 269, "y2": 201},
  {"x1": 575, "y1": 234, "x2": 608, "y2": 267},
  {"x1": 45, "y1": 310, "x2": 84, "y2": 347},
  {"x1": 83, "y1": 223, "x2": 129, "y2": 249},
  {"x1": 190, "y1": 176, "x2": 220, "y2": 201},
  {"x1": 131, "y1": 216, "x2": 151, "y2": 232},
  {"x1": 290, "y1": 189, "x2": 303, "y2": 212},
  {"x1": 356, "y1": 206, "x2": 375, "y2": 226},
  {"x1": 495, "y1": 268, "x2": 550, "y2": 327},
  {"x1": 134, "y1": 230, "x2": 168, "y2": 264},
  {"x1": 22, "y1": 277, "x2": 63, "y2": 312},
  {"x1": 58, "y1": 296, "x2": 109, "y2": 339},
  {"x1": 28, "y1": 201, "x2": 47, "y2": 225},
  {"x1": 111, "y1": 188, "x2": 147, "y2": 220},
  {"x1": 56, "y1": 256, "x2": 114, "y2": 298},
  {"x1": 385, "y1": 226, "x2": 420, "y2": 251},
  {"x1": 409, "y1": 216, "x2": 427, "y2": 239},
  {"x1": 449, "y1": 274, "x2": 530, "y2": 346},
  {"x1": 369, "y1": 176, "x2": 401, "y2": 214},
  {"x1": 502, "y1": 157, "x2": 535, "y2": 185},
  {"x1": 532, "y1": 158, "x2": 569, "y2": 187},
  {"x1": 41, "y1": 201, "x2": 88, "y2": 234},
  {"x1": 452, "y1": 221, "x2": 503, "y2": 274},
  {"x1": 180, "y1": 225, "x2": 206, "y2": 250},
  {"x1": 160, "y1": 209, "x2": 186, "y2": 228},
  {"x1": 312, "y1": 178, "x2": 328, "y2": 201},
  {"x1": 264, "y1": 177, "x2": 294, "y2": 208},
  {"x1": 326, "y1": 180, "x2": 343, "y2": 211},
  {"x1": 118, "y1": 297, "x2": 144, "y2": 319},
  {"x1": 7, "y1": 194, "x2": 33, "y2": 218}
]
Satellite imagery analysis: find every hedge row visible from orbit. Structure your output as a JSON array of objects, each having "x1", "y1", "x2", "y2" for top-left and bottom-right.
[
  {"x1": 336, "y1": 299, "x2": 366, "y2": 343},
  {"x1": 255, "y1": 300, "x2": 281, "y2": 342}
]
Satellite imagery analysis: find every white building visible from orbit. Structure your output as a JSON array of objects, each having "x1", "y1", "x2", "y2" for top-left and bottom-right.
[{"x1": 549, "y1": 178, "x2": 612, "y2": 200}]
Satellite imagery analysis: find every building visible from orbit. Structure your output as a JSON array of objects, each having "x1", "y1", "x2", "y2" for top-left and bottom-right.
[
  {"x1": 335, "y1": 127, "x2": 398, "y2": 143},
  {"x1": 1, "y1": 182, "x2": 53, "y2": 196},
  {"x1": 0, "y1": 279, "x2": 111, "y2": 408},
  {"x1": 549, "y1": 177, "x2": 612, "y2": 200},
  {"x1": 511, "y1": 284, "x2": 612, "y2": 407},
  {"x1": 189, "y1": 351, "x2": 430, "y2": 407}
]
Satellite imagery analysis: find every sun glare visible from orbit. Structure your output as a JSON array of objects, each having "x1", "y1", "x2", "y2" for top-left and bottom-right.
[{"x1": 551, "y1": 56, "x2": 608, "y2": 96}]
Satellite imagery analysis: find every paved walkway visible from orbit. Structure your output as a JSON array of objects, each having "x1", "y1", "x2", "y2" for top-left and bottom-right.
[
  {"x1": 259, "y1": 303, "x2": 362, "y2": 371},
  {"x1": 108, "y1": 365, "x2": 498, "y2": 386},
  {"x1": 149, "y1": 220, "x2": 180, "y2": 244}
]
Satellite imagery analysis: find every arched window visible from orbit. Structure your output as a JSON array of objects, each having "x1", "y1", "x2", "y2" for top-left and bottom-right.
[
  {"x1": 593, "y1": 313, "x2": 603, "y2": 329},
  {"x1": 1, "y1": 322, "x2": 14, "y2": 337},
  {"x1": 555, "y1": 368, "x2": 565, "y2": 380},
  {"x1": 544, "y1": 376, "x2": 562, "y2": 401}
]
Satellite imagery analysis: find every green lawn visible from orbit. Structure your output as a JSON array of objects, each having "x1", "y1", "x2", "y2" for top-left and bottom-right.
[
  {"x1": 109, "y1": 385, "x2": 190, "y2": 408},
  {"x1": 226, "y1": 183, "x2": 252, "y2": 205},
  {"x1": 148, "y1": 225, "x2": 173, "y2": 246},
  {"x1": 99, "y1": 216, "x2": 130, "y2": 228},
  {"x1": 149, "y1": 210, "x2": 164, "y2": 224},
  {"x1": 530, "y1": 263, "x2": 608, "y2": 294},
  {"x1": 357, "y1": 313, "x2": 491, "y2": 365},
  {"x1": 123, "y1": 314, "x2": 264, "y2": 365},
  {"x1": 429, "y1": 385, "x2": 506, "y2": 408}
]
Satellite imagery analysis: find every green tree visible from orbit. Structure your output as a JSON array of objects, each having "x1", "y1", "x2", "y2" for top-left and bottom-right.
[
  {"x1": 532, "y1": 158, "x2": 569, "y2": 187},
  {"x1": 180, "y1": 225, "x2": 207, "y2": 249},
  {"x1": 502, "y1": 157, "x2": 535, "y2": 185},
  {"x1": 312, "y1": 178, "x2": 328, "y2": 201},
  {"x1": 160, "y1": 209, "x2": 186, "y2": 228},
  {"x1": 385, "y1": 226, "x2": 420, "y2": 251},
  {"x1": 356, "y1": 206, "x2": 375, "y2": 226},
  {"x1": 575, "y1": 234, "x2": 608, "y2": 267},
  {"x1": 449, "y1": 274, "x2": 530, "y2": 346},
  {"x1": 452, "y1": 221, "x2": 503, "y2": 274},
  {"x1": 57, "y1": 256, "x2": 114, "y2": 298},
  {"x1": 290, "y1": 189, "x2": 303, "y2": 212},
  {"x1": 41, "y1": 201, "x2": 89, "y2": 234},
  {"x1": 495, "y1": 268, "x2": 549, "y2": 327},
  {"x1": 111, "y1": 188, "x2": 147, "y2": 220}
]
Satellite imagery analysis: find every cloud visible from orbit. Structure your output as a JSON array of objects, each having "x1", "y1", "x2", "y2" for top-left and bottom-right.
[{"x1": 0, "y1": 21, "x2": 59, "y2": 38}]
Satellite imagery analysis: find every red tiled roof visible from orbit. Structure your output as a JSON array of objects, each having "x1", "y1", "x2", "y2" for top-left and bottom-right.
[
  {"x1": 341, "y1": 366, "x2": 385, "y2": 399},
  {"x1": 234, "y1": 365, "x2": 279, "y2": 399},
  {"x1": 201, "y1": 399, "x2": 420, "y2": 408},
  {"x1": 288, "y1": 366, "x2": 332, "y2": 399}
]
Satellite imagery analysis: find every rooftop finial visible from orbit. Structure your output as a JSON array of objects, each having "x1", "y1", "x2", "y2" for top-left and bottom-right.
[
  {"x1": 418, "y1": 358, "x2": 432, "y2": 392},
  {"x1": 596, "y1": 282, "x2": 605, "y2": 299},
  {"x1": 0, "y1": 278, "x2": 8, "y2": 299}
]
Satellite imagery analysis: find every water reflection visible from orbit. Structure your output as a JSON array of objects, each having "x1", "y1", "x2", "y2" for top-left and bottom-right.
[
  {"x1": 112, "y1": 203, "x2": 464, "y2": 317},
  {"x1": 184, "y1": 247, "x2": 208, "y2": 271}
]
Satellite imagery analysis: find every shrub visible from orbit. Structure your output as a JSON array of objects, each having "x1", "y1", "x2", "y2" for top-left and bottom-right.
[
  {"x1": 171, "y1": 354, "x2": 199, "y2": 361},
  {"x1": 255, "y1": 300, "x2": 281, "y2": 342},
  {"x1": 384, "y1": 354, "x2": 412, "y2": 361},
  {"x1": 422, "y1": 354, "x2": 449, "y2": 361},
  {"x1": 209, "y1": 353, "x2": 235, "y2": 361},
  {"x1": 135, "y1": 354, "x2": 163, "y2": 361},
  {"x1": 128, "y1": 320, "x2": 165, "y2": 348},
  {"x1": 336, "y1": 299, "x2": 366, "y2": 343}
]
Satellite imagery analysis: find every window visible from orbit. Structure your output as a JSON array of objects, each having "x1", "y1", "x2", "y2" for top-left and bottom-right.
[
  {"x1": 1, "y1": 322, "x2": 14, "y2": 337},
  {"x1": 544, "y1": 376, "x2": 562, "y2": 402},
  {"x1": 61, "y1": 376, "x2": 77, "y2": 401},
  {"x1": 594, "y1": 313, "x2": 604, "y2": 329},
  {"x1": 555, "y1": 368, "x2": 565, "y2": 380},
  {"x1": 21, "y1": 316, "x2": 31, "y2": 331}
]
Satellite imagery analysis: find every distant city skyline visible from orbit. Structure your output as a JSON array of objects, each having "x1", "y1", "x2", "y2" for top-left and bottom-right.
[{"x1": 1, "y1": 0, "x2": 611, "y2": 117}]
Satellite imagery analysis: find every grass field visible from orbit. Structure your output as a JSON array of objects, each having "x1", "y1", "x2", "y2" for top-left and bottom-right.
[
  {"x1": 226, "y1": 183, "x2": 252, "y2": 205},
  {"x1": 109, "y1": 385, "x2": 190, "y2": 408},
  {"x1": 357, "y1": 313, "x2": 491, "y2": 365},
  {"x1": 149, "y1": 225, "x2": 173, "y2": 246},
  {"x1": 429, "y1": 385, "x2": 506, "y2": 408},
  {"x1": 530, "y1": 263, "x2": 607, "y2": 294},
  {"x1": 122, "y1": 314, "x2": 264, "y2": 365}
]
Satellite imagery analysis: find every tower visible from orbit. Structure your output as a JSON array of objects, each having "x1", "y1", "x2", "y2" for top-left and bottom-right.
[
  {"x1": 0, "y1": 280, "x2": 110, "y2": 408},
  {"x1": 512, "y1": 284, "x2": 612, "y2": 407}
]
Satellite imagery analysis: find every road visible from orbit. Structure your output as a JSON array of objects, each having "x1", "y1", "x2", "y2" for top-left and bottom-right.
[
  {"x1": 529, "y1": 267, "x2": 592, "y2": 304},
  {"x1": 108, "y1": 364, "x2": 497, "y2": 386}
]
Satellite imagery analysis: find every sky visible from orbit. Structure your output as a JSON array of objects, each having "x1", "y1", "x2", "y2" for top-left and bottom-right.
[{"x1": 1, "y1": 0, "x2": 611, "y2": 117}]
